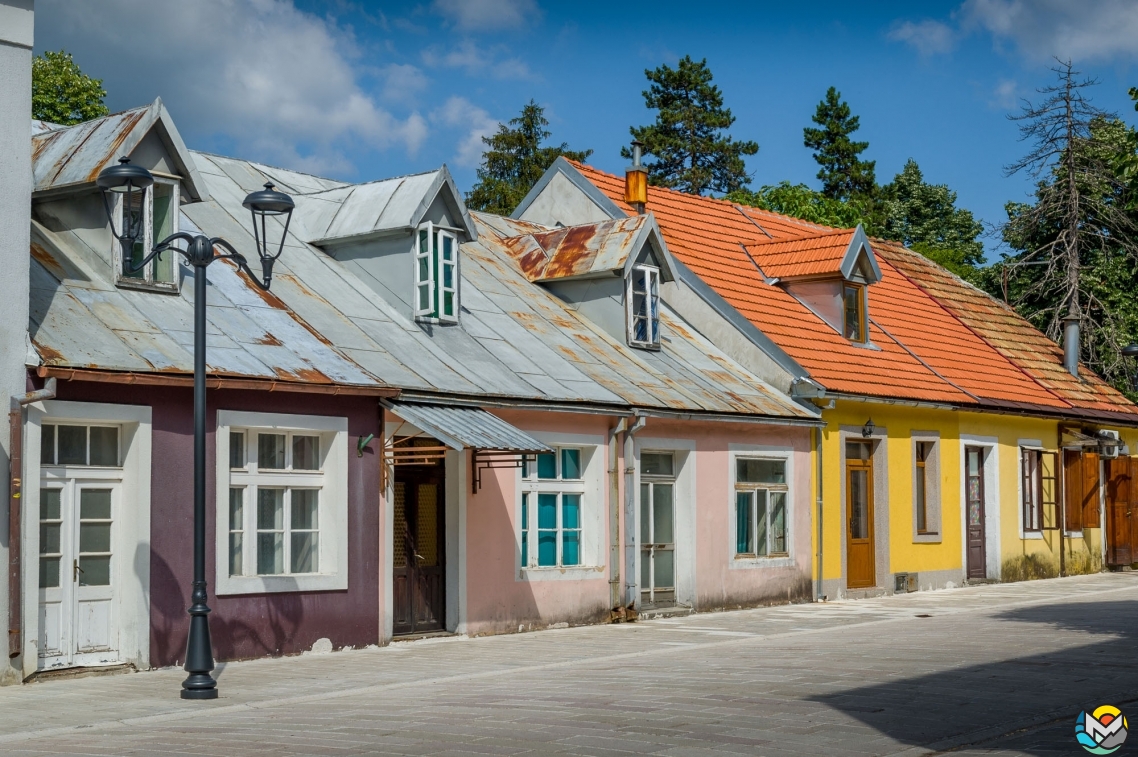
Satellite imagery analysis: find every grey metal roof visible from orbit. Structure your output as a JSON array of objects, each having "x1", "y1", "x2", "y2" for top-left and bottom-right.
[
  {"x1": 31, "y1": 99, "x2": 207, "y2": 201},
  {"x1": 295, "y1": 168, "x2": 477, "y2": 245},
  {"x1": 383, "y1": 401, "x2": 552, "y2": 452},
  {"x1": 27, "y1": 107, "x2": 815, "y2": 421}
]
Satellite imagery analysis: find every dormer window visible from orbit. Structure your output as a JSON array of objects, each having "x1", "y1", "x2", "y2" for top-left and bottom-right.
[
  {"x1": 117, "y1": 179, "x2": 179, "y2": 291},
  {"x1": 413, "y1": 221, "x2": 458, "y2": 322},
  {"x1": 627, "y1": 264, "x2": 661, "y2": 349},
  {"x1": 843, "y1": 283, "x2": 866, "y2": 343}
]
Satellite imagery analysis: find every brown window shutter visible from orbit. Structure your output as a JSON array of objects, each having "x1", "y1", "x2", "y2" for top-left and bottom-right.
[
  {"x1": 1064, "y1": 449, "x2": 1083, "y2": 531},
  {"x1": 1082, "y1": 451, "x2": 1101, "y2": 528}
]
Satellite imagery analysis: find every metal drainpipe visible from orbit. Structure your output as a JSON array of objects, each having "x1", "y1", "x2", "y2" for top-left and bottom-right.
[
  {"x1": 608, "y1": 416, "x2": 628, "y2": 614},
  {"x1": 9, "y1": 377, "x2": 57, "y2": 658},
  {"x1": 623, "y1": 413, "x2": 647, "y2": 612},
  {"x1": 815, "y1": 426, "x2": 825, "y2": 601}
]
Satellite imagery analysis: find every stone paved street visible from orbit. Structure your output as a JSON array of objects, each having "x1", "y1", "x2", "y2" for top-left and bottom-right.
[{"x1": 0, "y1": 573, "x2": 1135, "y2": 756}]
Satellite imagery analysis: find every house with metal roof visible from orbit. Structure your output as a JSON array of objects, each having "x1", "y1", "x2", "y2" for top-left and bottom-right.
[
  {"x1": 8, "y1": 100, "x2": 825, "y2": 681},
  {"x1": 516, "y1": 155, "x2": 1138, "y2": 599}
]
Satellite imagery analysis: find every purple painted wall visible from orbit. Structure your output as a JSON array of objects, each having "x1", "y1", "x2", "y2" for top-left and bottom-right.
[{"x1": 52, "y1": 380, "x2": 382, "y2": 668}]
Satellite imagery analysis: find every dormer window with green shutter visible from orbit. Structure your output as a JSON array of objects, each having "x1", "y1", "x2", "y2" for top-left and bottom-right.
[
  {"x1": 413, "y1": 221, "x2": 458, "y2": 322},
  {"x1": 117, "y1": 178, "x2": 179, "y2": 292}
]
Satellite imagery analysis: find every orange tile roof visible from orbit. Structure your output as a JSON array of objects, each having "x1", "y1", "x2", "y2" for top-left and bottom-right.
[
  {"x1": 746, "y1": 228, "x2": 856, "y2": 280},
  {"x1": 570, "y1": 161, "x2": 1138, "y2": 421}
]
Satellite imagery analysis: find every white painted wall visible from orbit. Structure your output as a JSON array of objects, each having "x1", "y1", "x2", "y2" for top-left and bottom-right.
[{"x1": 0, "y1": 0, "x2": 33, "y2": 686}]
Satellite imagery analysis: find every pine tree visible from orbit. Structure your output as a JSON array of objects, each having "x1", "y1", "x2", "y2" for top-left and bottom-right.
[
  {"x1": 803, "y1": 87, "x2": 876, "y2": 201},
  {"x1": 466, "y1": 100, "x2": 592, "y2": 216},
  {"x1": 32, "y1": 50, "x2": 109, "y2": 125},
  {"x1": 625, "y1": 56, "x2": 758, "y2": 195},
  {"x1": 881, "y1": 159, "x2": 984, "y2": 277}
]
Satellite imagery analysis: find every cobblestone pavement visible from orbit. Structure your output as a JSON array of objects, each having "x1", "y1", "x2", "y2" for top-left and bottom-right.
[{"x1": 0, "y1": 573, "x2": 1136, "y2": 756}]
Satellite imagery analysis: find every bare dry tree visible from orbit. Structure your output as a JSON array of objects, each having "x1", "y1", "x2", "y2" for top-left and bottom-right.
[{"x1": 1002, "y1": 59, "x2": 1138, "y2": 381}]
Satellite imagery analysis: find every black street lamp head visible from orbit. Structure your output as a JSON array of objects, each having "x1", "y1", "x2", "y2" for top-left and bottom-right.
[
  {"x1": 1122, "y1": 343, "x2": 1138, "y2": 359},
  {"x1": 97, "y1": 157, "x2": 155, "y2": 266},
  {"x1": 242, "y1": 182, "x2": 295, "y2": 286}
]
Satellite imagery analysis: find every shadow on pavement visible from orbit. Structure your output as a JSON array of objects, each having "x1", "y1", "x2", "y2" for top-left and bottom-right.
[{"x1": 806, "y1": 597, "x2": 1138, "y2": 755}]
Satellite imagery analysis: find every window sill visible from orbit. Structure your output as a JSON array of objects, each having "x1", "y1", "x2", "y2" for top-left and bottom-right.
[
  {"x1": 518, "y1": 565, "x2": 605, "y2": 581},
  {"x1": 1020, "y1": 531, "x2": 1045, "y2": 540},
  {"x1": 731, "y1": 554, "x2": 795, "y2": 570},
  {"x1": 216, "y1": 572, "x2": 347, "y2": 596},
  {"x1": 115, "y1": 277, "x2": 180, "y2": 295},
  {"x1": 913, "y1": 532, "x2": 941, "y2": 544}
]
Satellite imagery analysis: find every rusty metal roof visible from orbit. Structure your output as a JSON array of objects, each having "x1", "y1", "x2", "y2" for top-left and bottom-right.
[
  {"x1": 500, "y1": 214, "x2": 676, "y2": 283},
  {"x1": 31, "y1": 99, "x2": 207, "y2": 201},
  {"x1": 27, "y1": 109, "x2": 814, "y2": 421}
]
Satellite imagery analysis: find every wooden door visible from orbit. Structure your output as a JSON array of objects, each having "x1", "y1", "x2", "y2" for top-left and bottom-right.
[
  {"x1": 1106, "y1": 457, "x2": 1136, "y2": 566},
  {"x1": 965, "y1": 446, "x2": 987, "y2": 579},
  {"x1": 392, "y1": 470, "x2": 445, "y2": 636},
  {"x1": 846, "y1": 441, "x2": 875, "y2": 589}
]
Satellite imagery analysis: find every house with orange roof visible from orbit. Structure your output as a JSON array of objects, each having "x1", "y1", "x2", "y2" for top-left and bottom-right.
[{"x1": 514, "y1": 154, "x2": 1138, "y2": 598}]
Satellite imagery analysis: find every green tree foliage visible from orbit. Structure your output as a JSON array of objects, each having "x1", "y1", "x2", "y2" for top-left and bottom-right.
[
  {"x1": 466, "y1": 100, "x2": 592, "y2": 216},
  {"x1": 32, "y1": 50, "x2": 109, "y2": 125},
  {"x1": 880, "y1": 159, "x2": 984, "y2": 279},
  {"x1": 726, "y1": 182, "x2": 872, "y2": 230},
  {"x1": 991, "y1": 92, "x2": 1138, "y2": 394},
  {"x1": 803, "y1": 87, "x2": 876, "y2": 201},
  {"x1": 625, "y1": 56, "x2": 758, "y2": 195}
]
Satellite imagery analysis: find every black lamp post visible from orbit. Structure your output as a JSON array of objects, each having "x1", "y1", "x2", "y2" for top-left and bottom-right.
[
  {"x1": 1122, "y1": 344, "x2": 1138, "y2": 391},
  {"x1": 97, "y1": 157, "x2": 294, "y2": 699}
]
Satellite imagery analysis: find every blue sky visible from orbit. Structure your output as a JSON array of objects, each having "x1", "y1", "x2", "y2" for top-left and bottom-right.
[{"x1": 34, "y1": 0, "x2": 1138, "y2": 260}]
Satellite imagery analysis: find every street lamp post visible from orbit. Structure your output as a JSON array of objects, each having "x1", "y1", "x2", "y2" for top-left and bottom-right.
[{"x1": 97, "y1": 158, "x2": 295, "y2": 699}]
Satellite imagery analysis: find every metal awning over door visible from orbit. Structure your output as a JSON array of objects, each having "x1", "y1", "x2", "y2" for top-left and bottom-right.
[{"x1": 381, "y1": 401, "x2": 552, "y2": 491}]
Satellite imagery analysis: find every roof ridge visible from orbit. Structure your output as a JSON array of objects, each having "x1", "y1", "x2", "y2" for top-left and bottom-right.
[{"x1": 569, "y1": 159, "x2": 836, "y2": 234}]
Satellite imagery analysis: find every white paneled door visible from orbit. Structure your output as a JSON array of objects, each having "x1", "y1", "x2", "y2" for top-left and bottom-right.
[{"x1": 37, "y1": 478, "x2": 121, "y2": 670}]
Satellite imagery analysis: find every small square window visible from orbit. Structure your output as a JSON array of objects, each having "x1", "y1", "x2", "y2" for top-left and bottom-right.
[
  {"x1": 258, "y1": 433, "x2": 287, "y2": 470},
  {"x1": 736, "y1": 458, "x2": 785, "y2": 484}
]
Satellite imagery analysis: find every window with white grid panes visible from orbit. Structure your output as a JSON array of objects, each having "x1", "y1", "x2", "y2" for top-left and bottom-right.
[
  {"x1": 734, "y1": 457, "x2": 789, "y2": 558},
  {"x1": 413, "y1": 220, "x2": 458, "y2": 322},
  {"x1": 626, "y1": 264, "x2": 661, "y2": 349},
  {"x1": 520, "y1": 448, "x2": 584, "y2": 568},
  {"x1": 40, "y1": 423, "x2": 120, "y2": 468},
  {"x1": 228, "y1": 429, "x2": 324, "y2": 576},
  {"x1": 117, "y1": 179, "x2": 179, "y2": 291}
]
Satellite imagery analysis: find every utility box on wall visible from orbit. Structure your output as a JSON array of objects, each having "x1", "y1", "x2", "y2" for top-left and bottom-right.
[{"x1": 894, "y1": 573, "x2": 919, "y2": 593}]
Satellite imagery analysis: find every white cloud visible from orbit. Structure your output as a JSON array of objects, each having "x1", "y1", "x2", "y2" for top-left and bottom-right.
[
  {"x1": 421, "y1": 39, "x2": 534, "y2": 80},
  {"x1": 380, "y1": 63, "x2": 430, "y2": 104},
  {"x1": 991, "y1": 78, "x2": 1020, "y2": 109},
  {"x1": 35, "y1": 0, "x2": 428, "y2": 177},
  {"x1": 963, "y1": 0, "x2": 1138, "y2": 62},
  {"x1": 887, "y1": 19, "x2": 957, "y2": 56},
  {"x1": 431, "y1": 97, "x2": 499, "y2": 168},
  {"x1": 431, "y1": 0, "x2": 540, "y2": 31}
]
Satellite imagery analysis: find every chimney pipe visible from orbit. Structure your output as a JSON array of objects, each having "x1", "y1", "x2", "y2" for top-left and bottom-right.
[
  {"x1": 1063, "y1": 314, "x2": 1080, "y2": 378},
  {"x1": 624, "y1": 140, "x2": 647, "y2": 214}
]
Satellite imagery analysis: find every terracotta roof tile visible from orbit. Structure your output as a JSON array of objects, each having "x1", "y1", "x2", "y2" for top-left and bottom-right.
[{"x1": 571, "y1": 161, "x2": 1138, "y2": 419}]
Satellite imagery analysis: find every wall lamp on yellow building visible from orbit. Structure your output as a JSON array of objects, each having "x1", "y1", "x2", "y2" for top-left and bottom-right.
[
  {"x1": 862, "y1": 418, "x2": 876, "y2": 437},
  {"x1": 1122, "y1": 343, "x2": 1138, "y2": 390}
]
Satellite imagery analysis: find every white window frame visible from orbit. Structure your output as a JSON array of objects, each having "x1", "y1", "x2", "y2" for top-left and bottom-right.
[
  {"x1": 521, "y1": 447, "x2": 585, "y2": 569},
  {"x1": 516, "y1": 432, "x2": 605, "y2": 580},
  {"x1": 912, "y1": 433, "x2": 941, "y2": 543},
  {"x1": 728, "y1": 447, "x2": 794, "y2": 569},
  {"x1": 114, "y1": 178, "x2": 180, "y2": 292},
  {"x1": 626, "y1": 263, "x2": 661, "y2": 349},
  {"x1": 412, "y1": 221, "x2": 459, "y2": 322},
  {"x1": 215, "y1": 411, "x2": 348, "y2": 595}
]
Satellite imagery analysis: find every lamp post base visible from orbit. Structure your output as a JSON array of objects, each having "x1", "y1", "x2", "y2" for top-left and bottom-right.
[{"x1": 180, "y1": 684, "x2": 219, "y2": 700}]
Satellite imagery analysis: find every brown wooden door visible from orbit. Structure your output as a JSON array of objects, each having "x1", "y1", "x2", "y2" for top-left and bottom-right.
[
  {"x1": 965, "y1": 446, "x2": 987, "y2": 579},
  {"x1": 392, "y1": 470, "x2": 445, "y2": 635},
  {"x1": 1106, "y1": 457, "x2": 1135, "y2": 567},
  {"x1": 846, "y1": 441, "x2": 875, "y2": 589}
]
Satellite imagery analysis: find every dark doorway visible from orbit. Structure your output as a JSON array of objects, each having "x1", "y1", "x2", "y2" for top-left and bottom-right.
[
  {"x1": 1105, "y1": 457, "x2": 1137, "y2": 567},
  {"x1": 965, "y1": 446, "x2": 987, "y2": 579},
  {"x1": 393, "y1": 466, "x2": 446, "y2": 636}
]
